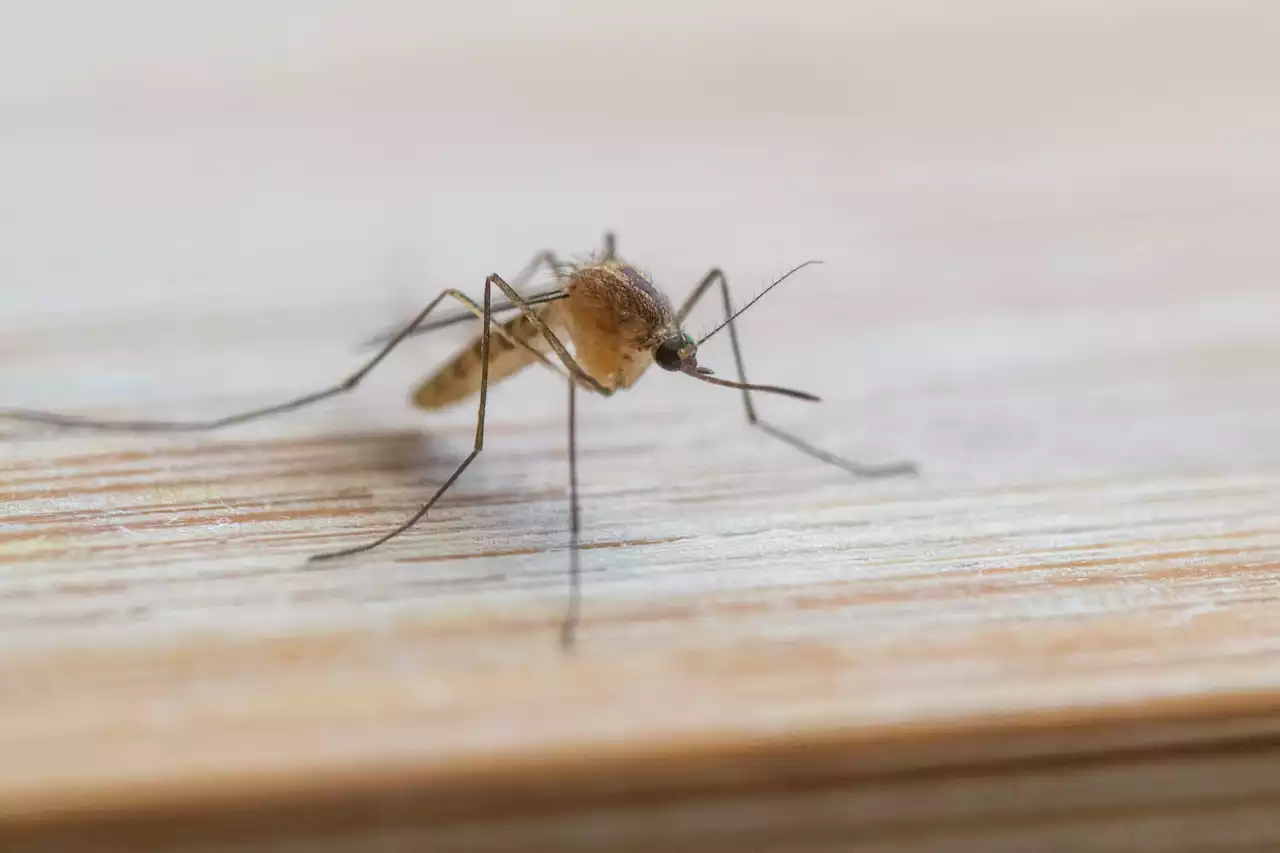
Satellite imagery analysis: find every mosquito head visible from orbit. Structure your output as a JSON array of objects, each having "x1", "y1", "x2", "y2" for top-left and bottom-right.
[
  {"x1": 653, "y1": 327, "x2": 820, "y2": 402},
  {"x1": 653, "y1": 331, "x2": 698, "y2": 372},
  {"x1": 654, "y1": 259, "x2": 827, "y2": 402}
]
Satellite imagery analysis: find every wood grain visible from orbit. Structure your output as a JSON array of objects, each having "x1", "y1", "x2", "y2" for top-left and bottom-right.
[{"x1": 3, "y1": 2, "x2": 1280, "y2": 850}]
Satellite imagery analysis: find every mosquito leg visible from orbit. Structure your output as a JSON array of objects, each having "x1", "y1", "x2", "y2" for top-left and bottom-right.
[
  {"x1": 475, "y1": 271, "x2": 607, "y2": 646},
  {"x1": 363, "y1": 248, "x2": 573, "y2": 348},
  {"x1": 677, "y1": 268, "x2": 917, "y2": 477},
  {"x1": 516, "y1": 249, "x2": 571, "y2": 287},
  {"x1": 306, "y1": 279, "x2": 510, "y2": 561},
  {"x1": 560, "y1": 377, "x2": 582, "y2": 650},
  {"x1": 361, "y1": 288, "x2": 570, "y2": 349},
  {"x1": 310, "y1": 272, "x2": 610, "y2": 563},
  {"x1": 465, "y1": 271, "x2": 605, "y2": 647},
  {"x1": 373, "y1": 231, "x2": 615, "y2": 349},
  {"x1": 0, "y1": 285, "x2": 509, "y2": 434},
  {"x1": 487, "y1": 273, "x2": 613, "y2": 398}
]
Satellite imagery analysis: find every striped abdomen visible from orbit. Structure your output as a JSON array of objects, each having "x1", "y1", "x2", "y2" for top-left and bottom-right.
[{"x1": 411, "y1": 304, "x2": 561, "y2": 410}]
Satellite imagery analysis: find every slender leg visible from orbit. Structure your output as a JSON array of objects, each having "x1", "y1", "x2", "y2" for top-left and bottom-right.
[
  {"x1": 309, "y1": 278, "x2": 496, "y2": 561},
  {"x1": 476, "y1": 270, "x2": 610, "y2": 646},
  {"x1": 0, "y1": 285, "x2": 517, "y2": 433},
  {"x1": 310, "y1": 272, "x2": 610, "y2": 560},
  {"x1": 516, "y1": 248, "x2": 573, "y2": 286},
  {"x1": 369, "y1": 231, "x2": 617, "y2": 348},
  {"x1": 488, "y1": 273, "x2": 613, "y2": 397},
  {"x1": 472, "y1": 272, "x2": 607, "y2": 647},
  {"x1": 363, "y1": 248, "x2": 572, "y2": 348},
  {"x1": 360, "y1": 231, "x2": 615, "y2": 350},
  {"x1": 676, "y1": 269, "x2": 916, "y2": 477},
  {"x1": 561, "y1": 377, "x2": 582, "y2": 650}
]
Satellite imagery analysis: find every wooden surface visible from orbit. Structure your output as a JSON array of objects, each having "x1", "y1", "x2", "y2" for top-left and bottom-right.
[{"x1": 3, "y1": 3, "x2": 1280, "y2": 850}]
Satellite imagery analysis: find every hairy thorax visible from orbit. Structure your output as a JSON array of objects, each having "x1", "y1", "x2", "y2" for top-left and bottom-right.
[{"x1": 562, "y1": 263, "x2": 676, "y2": 392}]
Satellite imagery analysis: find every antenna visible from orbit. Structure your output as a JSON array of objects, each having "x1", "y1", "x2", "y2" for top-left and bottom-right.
[{"x1": 696, "y1": 260, "x2": 823, "y2": 346}]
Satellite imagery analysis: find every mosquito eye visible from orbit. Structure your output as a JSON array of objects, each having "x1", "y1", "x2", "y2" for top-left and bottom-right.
[{"x1": 653, "y1": 339, "x2": 683, "y2": 371}]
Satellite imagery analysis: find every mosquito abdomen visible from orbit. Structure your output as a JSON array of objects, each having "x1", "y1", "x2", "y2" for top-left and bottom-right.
[{"x1": 411, "y1": 305, "x2": 560, "y2": 410}]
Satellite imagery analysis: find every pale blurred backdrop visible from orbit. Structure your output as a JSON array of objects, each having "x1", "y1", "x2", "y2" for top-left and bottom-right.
[{"x1": 4, "y1": 2, "x2": 1277, "y2": 470}]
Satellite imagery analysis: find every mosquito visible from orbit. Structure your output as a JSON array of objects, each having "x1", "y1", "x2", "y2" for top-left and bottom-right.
[{"x1": 1, "y1": 233, "x2": 916, "y2": 648}]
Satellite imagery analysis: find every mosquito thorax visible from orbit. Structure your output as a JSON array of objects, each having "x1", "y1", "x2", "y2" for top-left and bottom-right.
[{"x1": 653, "y1": 332, "x2": 697, "y2": 372}]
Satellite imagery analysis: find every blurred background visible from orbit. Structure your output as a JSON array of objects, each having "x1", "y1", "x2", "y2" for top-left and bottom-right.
[{"x1": 3, "y1": 0, "x2": 1278, "y2": 470}]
